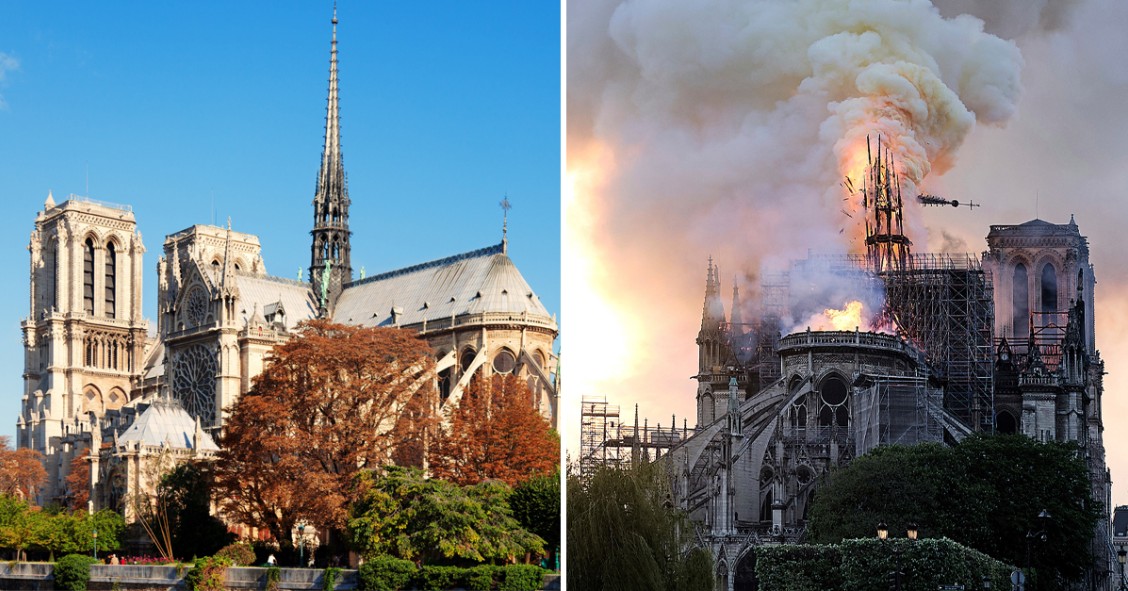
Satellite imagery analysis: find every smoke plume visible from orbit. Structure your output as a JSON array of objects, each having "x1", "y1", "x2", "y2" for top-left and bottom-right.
[{"x1": 565, "y1": 0, "x2": 1032, "y2": 449}]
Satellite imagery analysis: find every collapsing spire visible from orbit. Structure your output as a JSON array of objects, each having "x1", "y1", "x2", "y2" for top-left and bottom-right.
[
  {"x1": 862, "y1": 135, "x2": 912, "y2": 273},
  {"x1": 310, "y1": 2, "x2": 353, "y2": 316}
]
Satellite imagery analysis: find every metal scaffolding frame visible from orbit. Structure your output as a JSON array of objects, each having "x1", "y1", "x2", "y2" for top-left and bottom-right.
[
  {"x1": 880, "y1": 253, "x2": 995, "y2": 429},
  {"x1": 579, "y1": 395, "x2": 687, "y2": 475}
]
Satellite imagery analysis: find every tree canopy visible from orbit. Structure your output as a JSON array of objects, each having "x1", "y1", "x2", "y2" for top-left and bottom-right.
[
  {"x1": 214, "y1": 320, "x2": 437, "y2": 545},
  {"x1": 348, "y1": 466, "x2": 544, "y2": 566},
  {"x1": 807, "y1": 434, "x2": 1098, "y2": 590},
  {"x1": 0, "y1": 494, "x2": 123, "y2": 561},
  {"x1": 0, "y1": 436, "x2": 46, "y2": 503},
  {"x1": 510, "y1": 472, "x2": 560, "y2": 556},
  {"x1": 429, "y1": 374, "x2": 559, "y2": 487},
  {"x1": 567, "y1": 460, "x2": 712, "y2": 591}
]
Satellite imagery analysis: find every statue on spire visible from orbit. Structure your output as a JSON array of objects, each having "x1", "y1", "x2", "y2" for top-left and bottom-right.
[{"x1": 500, "y1": 196, "x2": 511, "y2": 253}]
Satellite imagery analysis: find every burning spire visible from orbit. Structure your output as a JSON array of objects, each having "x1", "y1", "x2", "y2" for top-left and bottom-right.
[{"x1": 862, "y1": 136, "x2": 912, "y2": 273}]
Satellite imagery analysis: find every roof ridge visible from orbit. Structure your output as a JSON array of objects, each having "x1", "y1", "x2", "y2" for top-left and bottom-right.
[
  {"x1": 346, "y1": 242, "x2": 505, "y2": 287},
  {"x1": 237, "y1": 272, "x2": 310, "y2": 287}
]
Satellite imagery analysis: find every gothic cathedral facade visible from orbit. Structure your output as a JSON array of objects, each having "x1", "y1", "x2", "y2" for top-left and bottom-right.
[{"x1": 19, "y1": 8, "x2": 558, "y2": 507}]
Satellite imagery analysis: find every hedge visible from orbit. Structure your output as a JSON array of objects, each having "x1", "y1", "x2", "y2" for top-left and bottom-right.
[
  {"x1": 756, "y1": 538, "x2": 1013, "y2": 591},
  {"x1": 358, "y1": 557, "x2": 545, "y2": 591}
]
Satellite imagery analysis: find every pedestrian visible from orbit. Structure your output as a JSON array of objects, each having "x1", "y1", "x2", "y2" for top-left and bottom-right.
[
  {"x1": 109, "y1": 554, "x2": 119, "y2": 565},
  {"x1": 267, "y1": 553, "x2": 276, "y2": 566}
]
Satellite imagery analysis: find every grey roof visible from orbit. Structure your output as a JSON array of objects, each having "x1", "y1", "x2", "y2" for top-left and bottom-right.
[
  {"x1": 118, "y1": 399, "x2": 219, "y2": 451},
  {"x1": 235, "y1": 274, "x2": 318, "y2": 330},
  {"x1": 333, "y1": 243, "x2": 554, "y2": 328}
]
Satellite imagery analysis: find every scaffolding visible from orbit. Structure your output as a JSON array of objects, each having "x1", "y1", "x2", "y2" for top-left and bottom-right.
[
  {"x1": 881, "y1": 253, "x2": 995, "y2": 429},
  {"x1": 579, "y1": 396, "x2": 624, "y2": 476},
  {"x1": 579, "y1": 395, "x2": 688, "y2": 475},
  {"x1": 853, "y1": 374, "x2": 942, "y2": 455}
]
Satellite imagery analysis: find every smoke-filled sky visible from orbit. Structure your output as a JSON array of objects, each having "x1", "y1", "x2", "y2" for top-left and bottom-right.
[{"x1": 565, "y1": 0, "x2": 1128, "y2": 508}]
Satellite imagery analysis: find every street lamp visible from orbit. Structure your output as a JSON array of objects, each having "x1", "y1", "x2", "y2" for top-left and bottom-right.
[
  {"x1": 1024, "y1": 509, "x2": 1051, "y2": 581},
  {"x1": 92, "y1": 529, "x2": 98, "y2": 561},
  {"x1": 876, "y1": 522, "x2": 918, "y2": 591},
  {"x1": 298, "y1": 524, "x2": 306, "y2": 568}
]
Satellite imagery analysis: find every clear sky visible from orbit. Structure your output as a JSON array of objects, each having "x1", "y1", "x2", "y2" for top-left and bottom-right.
[
  {"x1": 0, "y1": 2, "x2": 561, "y2": 442},
  {"x1": 567, "y1": 0, "x2": 1128, "y2": 509}
]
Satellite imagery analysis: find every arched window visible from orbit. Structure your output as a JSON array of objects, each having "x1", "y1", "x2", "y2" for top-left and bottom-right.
[
  {"x1": 492, "y1": 349, "x2": 517, "y2": 374},
  {"x1": 105, "y1": 242, "x2": 117, "y2": 318},
  {"x1": 818, "y1": 375, "x2": 849, "y2": 427},
  {"x1": 1013, "y1": 263, "x2": 1029, "y2": 340},
  {"x1": 1041, "y1": 263, "x2": 1057, "y2": 315},
  {"x1": 83, "y1": 238, "x2": 95, "y2": 315},
  {"x1": 45, "y1": 241, "x2": 57, "y2": 310},
  {"x1": 996, "y1": 410, "x2": 1018, "y2": 435}
]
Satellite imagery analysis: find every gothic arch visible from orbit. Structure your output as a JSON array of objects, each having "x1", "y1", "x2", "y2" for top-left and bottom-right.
[
  {"x1": 816, "y1": 372, "x2": 851, "y2": 428},
  {"x1": 83, "y1": 237, "x2": 96, "y2": 315},
  {"x1": 106, "y1": 387, "x2": 127, "y2": 411},
  {"x1": 1013, "y1": 262, "x2": 1030, "y2": 341},
  {"x1": 996, "y1": 409, "x2": 1018, "y2": 434},
  {"x1": 81, "y1": 384, "x2": 103, "y2": 416},
  {"x1": 701, "y1": 391, "x2": 714, "y2": 424},
  {"x1": 733, "y1": 545, "x2": 759, "y2": 591},
  {"x1": 491, "y1": 347, "x2": 517, "y2": 374},
  {"x1": 1038, "y1": 260, "x2": 1059, "y2": 315}
]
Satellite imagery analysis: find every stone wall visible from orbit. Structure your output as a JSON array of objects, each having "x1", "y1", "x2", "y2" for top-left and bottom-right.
[{"x1": 0, "y1": 562, "x2": 561, "y2": 590}]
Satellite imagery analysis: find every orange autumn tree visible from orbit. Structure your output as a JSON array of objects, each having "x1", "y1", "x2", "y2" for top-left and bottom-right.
[
  {"x1": 65, "y1": 455, "x2": 90, "y2": 511},
  {"x1": 213, "y1": 320, "x2": 436, "y2": 546},
  {"x1": 429, "y1": 374, "x2": 559, "y2": 487},
  {"x1": 0, "y1": 436, "x2": 46, "y2": 502}
]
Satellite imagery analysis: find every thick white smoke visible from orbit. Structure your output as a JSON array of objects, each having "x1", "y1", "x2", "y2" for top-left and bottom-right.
[{"x1": 565, "y1": 0, "x2": 1030, "y2": 449}]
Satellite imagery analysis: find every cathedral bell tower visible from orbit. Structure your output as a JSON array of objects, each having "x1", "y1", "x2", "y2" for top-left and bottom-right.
[
  {"x1": 310, "y1": 4, "x2": 353, "y2": 316},
  {"x1": 20, "y1": 194, "x2": 148, "y2": 503},
  {"x1": 696, "y1": 258, "x2": 734, "y2": 426}
]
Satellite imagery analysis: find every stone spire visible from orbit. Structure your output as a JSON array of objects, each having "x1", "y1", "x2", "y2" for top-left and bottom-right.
[
  {"x1": 700, "y1": 257, "x2": 725, "y2": 332},
  {"x1": 729, "y1": 278, "x2": 743, "y2": 337},
  {"x1": 310, "y1": 2, "x2": 353, "y2": 316}
]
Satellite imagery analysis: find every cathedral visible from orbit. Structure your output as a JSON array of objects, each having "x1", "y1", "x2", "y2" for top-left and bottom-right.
[
  {"x1": 18, "y1": 8, "x2": 558, "y2": 511},
  {"x1": 571, "y1": 143, "x2": 1118, "y2": 589},
  {"x1": 664, "y1": 216, "x2": 1111, "y2": 591}
]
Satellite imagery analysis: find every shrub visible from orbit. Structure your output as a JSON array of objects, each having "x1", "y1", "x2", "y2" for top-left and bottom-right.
[
  {"x1": 215, "y1": 542, "x2": 256, "y2": 566},
  {"x1": 499, "y1": 564, "x2": 545, "y2": 591},
  {"x1": 183, "y1": 555, "x2": 233, "y2": 591},
  {"x1": 265, "y1": 565, "x2": 282, "y2": 591},
  {"x1": 322, "y1": 566, "x2": 342, "y2": 590},
  {"x1": 414, "y1": 565, "x2": 462, "y2": 590},
  {"x1": 466, "y1": 564, "x2": 499, "y2": 591},
  {"x1": 358, "y1": 556, "x2": 417, "y2": 591},
  {"x1": 54, "y1": 554, "x2": 98, "y2": 591}
]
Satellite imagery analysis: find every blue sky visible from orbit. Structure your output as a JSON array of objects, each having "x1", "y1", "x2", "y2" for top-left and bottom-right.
[{"x1": 0, "y1": 2, "x2": 561, "y2": 442}]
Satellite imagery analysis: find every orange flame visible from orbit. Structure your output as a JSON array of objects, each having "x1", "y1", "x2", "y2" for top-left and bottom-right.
[{"x1": 822, "y1": 300, "x2": 866, "y2": 331}]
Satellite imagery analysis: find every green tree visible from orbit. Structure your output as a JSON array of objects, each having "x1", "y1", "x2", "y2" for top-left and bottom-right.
[
  {"x1": 510, "y1": 472, "x2": 560, "y2": 565},
  {"x1": 567, "y1": 460, "x2": 712, "y2": 591},
  {"x1": 348, "y1": 466, "x2": 544, "y2": 565},
  {"x1": 807, "y1": 434, "x2": 1097, "y2": 590},
  {"x1": 161, "y1": 462, "x2": 233, "y2": 559}
]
